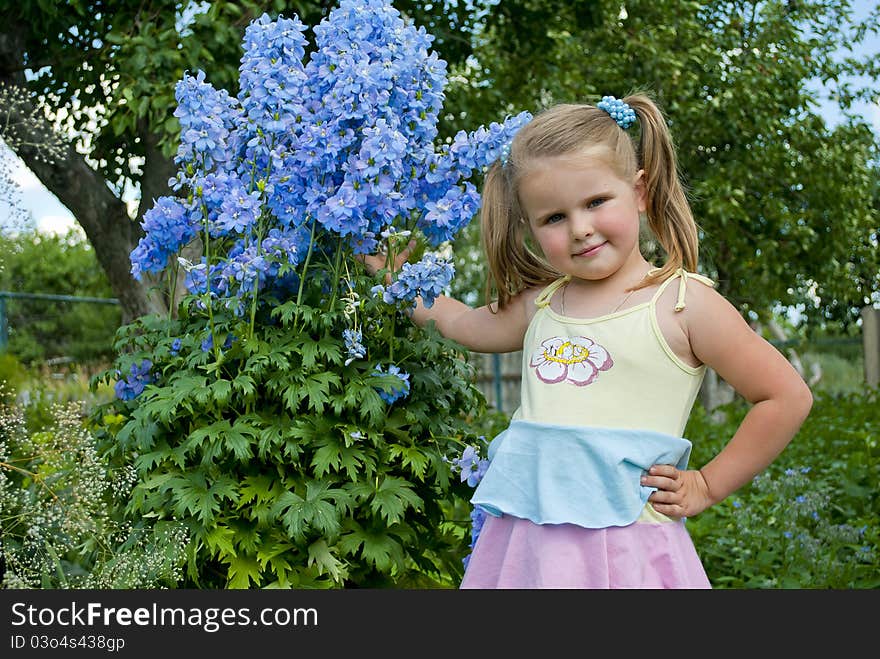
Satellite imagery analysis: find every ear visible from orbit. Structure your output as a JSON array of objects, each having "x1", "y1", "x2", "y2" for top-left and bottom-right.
[{"x1": 633, "y1": 169, "x2": 647, "y2": 212}]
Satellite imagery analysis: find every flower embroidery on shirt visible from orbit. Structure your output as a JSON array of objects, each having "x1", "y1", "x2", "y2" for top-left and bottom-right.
[{"x1": 530, "y1": 336, "x2": 613, "y2": 386}]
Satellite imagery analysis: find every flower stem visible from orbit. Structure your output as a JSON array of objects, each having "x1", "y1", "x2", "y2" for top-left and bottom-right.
[
  {"x1": 200, "y1": 201, "x2": 221, "y2": 366},
  {"x1": 327, "y1": 238, "x2": 344, "y2": 312},
  {"x1": 294, "y1": 216, "x2": 317, "y2": 332},
  {"x1": 167, "y1": 264, "x2": 179, "y2": 335}
]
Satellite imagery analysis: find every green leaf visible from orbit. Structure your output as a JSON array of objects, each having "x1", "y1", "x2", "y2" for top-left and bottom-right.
[
  {"x1": 231, "y1": 373, "x2": 256, "y2": 398},
  {"x1": 307, "y1": 538, "x2": 348, "y2": 583},
  {"x1": 226, "y1": 555, "x2": 262, "y2": 589},
  {"x1": 284, "y1": 372, "x2": 340, "y2": 414},
  {"x1": 210, "y1": 378, "x2": 232, "y2": 404},
  {"x1": 338, "y1": 524, "x2": 405, "y2": 572},
  {"x1": 202, "y1": 524, "x2": 237, "y2": 558},
  {"x1": 272, "y1": 480, "x2": 351, "y2": 541},
  {"x1": 349, "y1": 476, "x2": 424, "y2": 525},
  {"x1": 388, "y1": 445, "x2": 430, "y2": 481}
]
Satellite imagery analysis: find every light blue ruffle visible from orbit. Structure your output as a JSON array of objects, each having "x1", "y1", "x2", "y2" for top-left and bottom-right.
[{"x1": 470, "y1": 419, "x2": 692, "y2": 529}]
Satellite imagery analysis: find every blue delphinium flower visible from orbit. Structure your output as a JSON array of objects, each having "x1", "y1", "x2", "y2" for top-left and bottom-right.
[
  {"x1": 130, "y1": 197, "x2": 200, "y2": 281},
  {"x1": 170, "y1": 338, "x2": 182, "y2": 356},
  {"x1": 463, "y1": 505, "x2": 487, "y2": 570},
  {"x1": 372, "y1": 253, "x2": 454, "y2": 310},
  {"x1": 447, "y1": 442, "x2": 491, "y2": 569},
  {"x1": 343, "y1": 328, "x2": 367, "y2": 366},
  {"x1": 372, "y1": 363, "x2": 410, "y2": 404},
  {"x1": 114, "y1": 359, "x2": 154, "y2": 401},
  {"x1": 451, "y1": 444, "x2": 490, "y2": 487},
  {"x1": 172, "y1": 69, "x2": 240, "y2": 174}
]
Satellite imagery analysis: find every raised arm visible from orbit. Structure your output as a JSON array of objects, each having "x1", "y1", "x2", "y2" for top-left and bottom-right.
[{"x1": 358, "y1": 240, "x2": 531, "y2": 354}]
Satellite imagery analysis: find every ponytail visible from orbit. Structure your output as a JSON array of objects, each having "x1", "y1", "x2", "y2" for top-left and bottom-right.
[
  {"x1": 480, "y1": 162, "x2": 559, "y2": 310},
  {"x1": 625, "y1": 94, "x2": 700, "y2": 289}
]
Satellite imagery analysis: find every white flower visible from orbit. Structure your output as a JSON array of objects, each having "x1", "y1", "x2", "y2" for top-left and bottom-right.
[{"x1": 529, "y1": 336, "x2": 613, "y2": 386}]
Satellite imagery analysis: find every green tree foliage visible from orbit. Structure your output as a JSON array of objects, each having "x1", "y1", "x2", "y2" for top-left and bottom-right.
[
  {"x1": 445, "y1": 0, "x2": 880, "y2": 329},
  {"x1": 0, "y1": 230, "x2": 120, "y2": 365}
]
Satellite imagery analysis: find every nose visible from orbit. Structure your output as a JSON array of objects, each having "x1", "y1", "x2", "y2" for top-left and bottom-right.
[{"x1": 569, "y1": 209, "x2": 594, "y2": 240}]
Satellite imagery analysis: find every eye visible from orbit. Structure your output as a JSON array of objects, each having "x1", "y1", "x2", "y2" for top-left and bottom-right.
[
  {"x1": 545, "y1": 213, "x2": 564, "y2": 224},
  {"x1": 587, "y1": 197, "x2": 607, "y2": 209}
]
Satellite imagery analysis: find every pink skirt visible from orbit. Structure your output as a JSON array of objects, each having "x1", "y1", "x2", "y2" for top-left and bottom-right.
[{"x1": 460, "y1": 513, "x2": 711, "y2": 589}]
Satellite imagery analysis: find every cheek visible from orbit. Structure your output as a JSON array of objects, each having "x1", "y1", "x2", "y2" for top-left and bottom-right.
[
  {"x1": 533, "y1": 228, "x2": 567, "y2": 255},
  {"x1": 601, "y1": 210, "x2": 639, "y2": 242}
]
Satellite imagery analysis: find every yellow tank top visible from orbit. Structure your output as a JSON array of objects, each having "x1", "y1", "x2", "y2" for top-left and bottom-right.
[{"x1": 510, "y1": 268, "x2": 716, "y2": 438}]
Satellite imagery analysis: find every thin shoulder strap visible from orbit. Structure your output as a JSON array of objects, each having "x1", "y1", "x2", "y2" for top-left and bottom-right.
[
  {"x1": 534, "y1": 275, "x2": 571, "y2": 308},
  {"x1": 651, "y1": 267, "x2": 716, "y2": 312}
]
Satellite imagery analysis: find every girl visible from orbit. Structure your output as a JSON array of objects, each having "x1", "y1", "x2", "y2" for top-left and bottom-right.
[{"x1": 362, "y1": 93, "x2": 813, "y2": 588}]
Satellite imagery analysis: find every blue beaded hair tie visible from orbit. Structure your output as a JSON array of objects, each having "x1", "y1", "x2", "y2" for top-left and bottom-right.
[
  {"x1": 597, "y1": 95, "x2": 637, "y2": 130},
  {"x1": 500, "y1": 141, "x2": 512, "y2": 167}
]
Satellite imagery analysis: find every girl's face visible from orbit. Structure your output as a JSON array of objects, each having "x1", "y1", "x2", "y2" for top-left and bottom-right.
[{"x1": 518, "y1": 154, "x2": 648, "y2": 285}]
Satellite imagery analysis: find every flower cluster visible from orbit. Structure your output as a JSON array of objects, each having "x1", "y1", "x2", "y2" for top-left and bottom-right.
[
  {"x1": 372, "y1": 253, "x2": 455, "y2": 310},
  {"x1": 727, "y1": 465, "x2": 875, "y2": 586},
  {"x1": 114, "y1": 359, "x2": 154, "y2": 401},
  {"x1": 343, "y1": 328, "x2": 366, "y2": 366},
  {"x1": 129, "y1": 0, "x2": 531, "y2": 319},
  {"x1": 449, "y1": 444, "x2": 490, "y2": 487},
  {"x1": 371, "y1": 363, "x2": 411, "y2": 404},
  {"x1": 446, "y1": 443, "x2": 491, "y2": 569}
]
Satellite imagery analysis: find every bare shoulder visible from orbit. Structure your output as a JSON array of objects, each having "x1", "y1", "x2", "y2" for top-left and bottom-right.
[
  {"x1": 652, "y1": 274, "x2": 717, "y2": 368},
  {"x1": 682, "y1": 281, "x2": 806, "y2": 404},
  {"x1": 519, "y1": 285, "x2": 545, "y2": 324},
  {"x1": 680, "y1": 279, "x2": 749, "y2": 340},
  {"x1": 679, "y1": 279, "x2": 751, "y2": 352}
]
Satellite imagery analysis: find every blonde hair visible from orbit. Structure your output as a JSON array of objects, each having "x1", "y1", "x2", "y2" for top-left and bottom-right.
[{"x1": 480, "y1": 92, "x2": 699, "y2": 310}]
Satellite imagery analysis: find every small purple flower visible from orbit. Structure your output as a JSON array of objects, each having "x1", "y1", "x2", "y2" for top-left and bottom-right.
[
  {"x1": 463, "y1": 504, "x2": 488, "y2": 569},
  {"x1": 114, "y1": 359, "x2": 154, "y2": 401},
  {"x1": 451, "y1": 445, "x2": 490, "y2": 487},
  {"x1": 170, "y1": 338, "x2": 182, "y2": 355},
  {"x1": 201, "y1": 335, "x2": 214, "y2": 352}
]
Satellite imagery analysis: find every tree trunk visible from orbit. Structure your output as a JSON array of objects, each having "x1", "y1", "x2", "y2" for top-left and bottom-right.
[{"x1": 1, "y1": 24, "x2": 167, "y2": 324}]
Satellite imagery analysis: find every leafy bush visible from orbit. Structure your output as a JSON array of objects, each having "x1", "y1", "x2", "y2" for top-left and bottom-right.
[
  {"x1": 685, "y1": 388, "x2": 879, "y2": 588},
  {"x1": 90, "y1": 0, "x2": 529, "y2": 588},
  {"x1": 805, "y1": 349, "x2": 865, "y2": 396}
]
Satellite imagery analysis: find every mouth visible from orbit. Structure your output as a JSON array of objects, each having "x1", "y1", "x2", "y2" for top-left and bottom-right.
[{"x1": 573, "y1": 241, "x2": 606, "y2": 257}]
